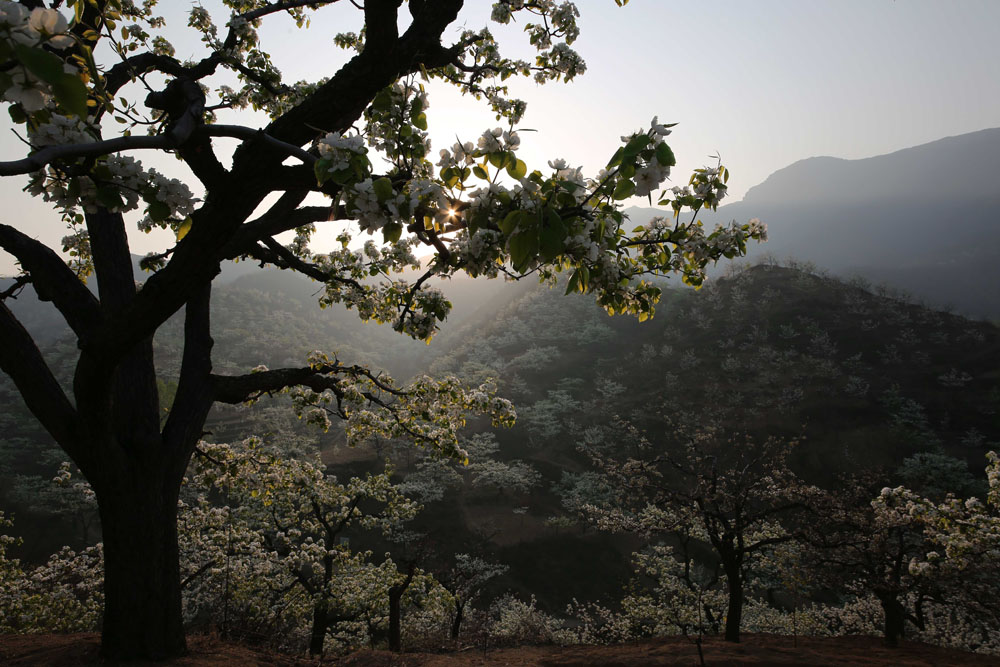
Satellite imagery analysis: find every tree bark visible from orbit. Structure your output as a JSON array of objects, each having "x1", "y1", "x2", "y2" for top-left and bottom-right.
[
  {"x1": 450, "y1": 599, "x2": 465, "y2": 640},
  {"x1": 388, "y1": 585, "x2": 403, "y2": 652},
  {"x1": 388, "y1": 563, "x2": 417, "y2": 652},
  {"x1": 308, "y1": 602, "x2": 329, "y2": 657},
  {"x1": 96, "y1": 468, "x2": 186, "y2": 660},
  {"x1": 880, "y1": 595, "x2": 906, "y2": 647},
  {"x1": 724, "y1": 566, "x2": 743, "y2": 643}
]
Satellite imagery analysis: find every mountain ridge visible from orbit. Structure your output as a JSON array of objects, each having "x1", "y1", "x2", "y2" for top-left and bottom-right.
[{"x1": 626, "y1": 126, "x2": 1000, "y2": 316}]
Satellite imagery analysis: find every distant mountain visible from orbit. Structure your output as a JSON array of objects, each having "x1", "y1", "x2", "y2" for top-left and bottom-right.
[{"x1": 627, "y1": 128, "x2": 1000, "y2": 316}]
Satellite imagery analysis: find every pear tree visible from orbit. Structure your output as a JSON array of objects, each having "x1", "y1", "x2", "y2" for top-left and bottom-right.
[{"x1": 0, "y1": 0, "x2": 764, "y2": 658}]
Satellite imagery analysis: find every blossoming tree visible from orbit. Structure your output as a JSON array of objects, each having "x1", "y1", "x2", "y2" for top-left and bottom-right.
[
  {"x1": 581, "y1": 420, "x2": 808, "y2": 643},
  {"x1": 0, "y1": 0, "x2": 765, "y2": 658},
  {"x1": 877, "y1": 452, "x2": 1000, "y2": 651}
]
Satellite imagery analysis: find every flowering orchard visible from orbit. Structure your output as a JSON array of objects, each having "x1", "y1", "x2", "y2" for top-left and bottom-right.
[
  {"x1": 5, "y1": 449, "x2": 1000, "y2": 655},
  {"x1": 0, "y1": 0, "x2": 765, "y2": 659}
]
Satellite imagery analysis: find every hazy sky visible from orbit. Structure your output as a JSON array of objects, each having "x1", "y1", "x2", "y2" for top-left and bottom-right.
[{"x1": 2, "y1": 0, "x2": 999, "y2": 274}]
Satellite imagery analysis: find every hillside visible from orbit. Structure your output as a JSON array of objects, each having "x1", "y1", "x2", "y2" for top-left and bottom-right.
[
  {"x1": 628, "y1": 128, "x2": 1000, "y2": 316},
  {"x1": 2, "y1": 257, "x2": 999, "y2": 654},
  {"x1": 332, "y1": 263, "x2": 1000, "y2": 612}
]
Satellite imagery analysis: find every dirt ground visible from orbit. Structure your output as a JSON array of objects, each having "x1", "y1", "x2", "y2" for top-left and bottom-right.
[{"x1": 1, "y1": 633, "x2": 996, "y2": 666}]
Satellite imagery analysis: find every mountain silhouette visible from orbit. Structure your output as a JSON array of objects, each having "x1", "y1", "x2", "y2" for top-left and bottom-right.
[{"x1": 627, "y1": 127, "x2": 1000, "y2": 316}]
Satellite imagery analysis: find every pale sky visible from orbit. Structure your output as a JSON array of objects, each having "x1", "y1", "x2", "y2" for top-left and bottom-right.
[{"x1": 2, "y1": 0, "x2": 999, "y2": 275}]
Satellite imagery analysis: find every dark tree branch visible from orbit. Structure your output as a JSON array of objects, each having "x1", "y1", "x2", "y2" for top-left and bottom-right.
[
  {"x1": 180, "y1": 559, "x2": 217, "y2": 591},
  {"x1": 228, "y1": 188, "x2": 310, "y2": 251},
  {"x1": 224, "y1": 205, "x2": 339, "y2": 258},
  {"x1": 85, "y1": 208, "x2": 134, "y2": 316},
  {"x1": 364, "y1": 0, "x2": 403, "y2": 53},
  {"x1": 0, "y1": 224, "x2": 100, "y2": 338},
  {"x1": 0, "y1": 274, "x2": 30, "y2": 301},
  {"x1": 0, "y1": 301, "x2": 81, "y2": 459},
  {"x1": 0, "y1": 124, "x2": 313, "y2": 177},
  {"x1": 83, "y1": 208, "x2": 161, "y2": 451},
  {"x1": 394, "y1": 268, "x2": 436, "y2": 331},
  {"x1": 162, "y1": 284, "x2": 215, "y2": 475},
  {"x1": 260, "y1": 0, "x2": 463, "y2": 149},
  {"x1": 212, "y1": 361, "x2": 402, "y2": 406},
  {"x1": 82, "y1": 1, "x2": 464, "y2": 360},
  {"x1": 145, "y1": 78, "x2": 228, "y2": 189},
  {"x1": 103, "y1": 53, "x2": 210, "y2": 99},
  {"x1": 260, "y1": 237, "x2": 331, "y2": 282}
]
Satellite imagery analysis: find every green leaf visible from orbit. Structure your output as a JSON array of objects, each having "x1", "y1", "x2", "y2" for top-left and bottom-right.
[
  {"x1": 606, "y1": 147, "x2": 624, "y2": 170},
  {"x1": 539, "y1": 217, "x2": 566, "y2": 261},
  {"x1": 557, "y1": 191, "x2": 577, "y2": 208},
  {"x1": 508, "y1": 230, "x2": 538, "y2": 272},
  {"x1": 488, "y1": 152, "x2": 508, "y2": 169},
  {"x1": 382, "y1": 222, "x2": 403, "y2": 244},
  {"x1": 372, "y1": 177, "x2": 394, "y2": 203},
  {"x1": 499, "y1": 210, "x2": 521, "y2": 236},
  {"x1": 147, "y1": 200, "x2": 171, "y2": 222},
  {"x1": 410, "y1": 95, "x2": 424, "y2": 115},
  {"x1": 14, "y1": 45, "x2": 66, "y2": 84},
  {"x1": 565, "y1": 269, "x2": 581, "y2": 295},
  {"x1": 372, "y1": 89, "x2": 392, "y2": 112},
  {"x1": 613, "y1": 179, "x2": 636, "y2": 200},
  {"x1": 441, "y1": 166, "x2": 459, "y2": 188},
  {"x1": 473, "y1": 165, "x2": 489, "y2": 180},
  {"x1": 623, "y1": 134, "x2": 649, "y2": 158},
  {"x1": 95, "y1": 186, "x2": 124, "y2": 211},
  {"x1": 655, "y1": 142, "x2": 676, "y2": 167},
  {"x1": 413, "y1": 112, "x2": 428, "y2": 131},
  {"x1": 7, "y1": 101, "x2": 26, "y2": 125},
  {"x1": 176, "y1": 217, "x2": 193, "y2": 240},
  {"x1": 506, "y1": 158, "x2": 527, "y2": 180},
  {"x1": 313, "y1": 158, "x2": 332, "y2": 185}
]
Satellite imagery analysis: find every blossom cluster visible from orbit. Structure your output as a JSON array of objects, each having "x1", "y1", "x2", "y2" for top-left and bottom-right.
[
  {"x1": 23, "y1": 115, "x2": 196, "y2": 268},
  {"x1": 316, "y1": 131, "x2": 367, "y2": 173},
  {"x1": 364, "y1": 80, "x2": 431, "y2": 171},
  {"x1": 0, "y1": 3, "x2": 75, "y2": 111},
  {"x1": 285, "y1": 358, "x2": 514, "y2": 462}
]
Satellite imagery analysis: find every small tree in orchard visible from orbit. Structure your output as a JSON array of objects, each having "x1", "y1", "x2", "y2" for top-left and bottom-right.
[
  {"x1": 0, "y1": 0, "x2": 764, "y2": 658},
  {"x1": 182, "y1": 438, "x2": 423, "y2": 656},
  {"x1": 799, "y1": 472, "x2": 938, "y2": 647},
  {"x1": 583, "y1": 419, "x2": 808, "y2": 643},
  {"x1": 878, "y1": 452, "x2": 1000, "y2": 652},
  {"x1": 438, "y1": 552, "x2": 508, "y2": 641}
]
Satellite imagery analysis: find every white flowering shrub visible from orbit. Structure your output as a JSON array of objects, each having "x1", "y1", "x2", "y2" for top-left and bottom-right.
[
  {"x1": 477, "y1": 594, "x2": 563, "y2": 647},
  {"x1": 0, "y1": 511, "x2": 103, "y2": 634},
  {"x1": 876, "y1": 452, "x2": 1000, "y2": 652}
]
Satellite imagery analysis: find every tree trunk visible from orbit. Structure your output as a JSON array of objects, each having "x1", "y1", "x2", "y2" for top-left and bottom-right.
[
  {"x1": 724, "y1": 567, "x2": 743, "y2": 642},
  {"x1": 451, "y1": 599, "x2": 465, "y2": 640},
  {"x1": 388, "y1": 585, "x2": 403, "y2": 652},
  {"x1": 880, "y1": 595, "x2": 906, "y2": 647},
  {"x1": 97, "y1": 473, "x2": 186, "y2": 660},
  {"x1": 309, "y1": 602, "x2": 329, "y2": 656}
]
